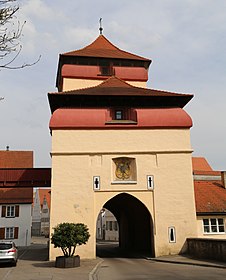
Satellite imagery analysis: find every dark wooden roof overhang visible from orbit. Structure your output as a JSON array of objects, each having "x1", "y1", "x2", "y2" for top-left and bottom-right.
[
  {"x1": 0, "y1": 168, "x2": 51, "y2": 188},
  {"x1": 48, "y1": 89, "x2": 193, "y2": 113}
]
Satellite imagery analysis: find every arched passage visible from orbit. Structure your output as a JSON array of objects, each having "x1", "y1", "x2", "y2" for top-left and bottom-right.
[{"x1": 99, "y1": 193, "x2": 155, "y2": 257}]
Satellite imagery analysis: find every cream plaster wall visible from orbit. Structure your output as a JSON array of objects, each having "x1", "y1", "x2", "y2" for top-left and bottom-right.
[
  {"x1": 62, "y1": 78, "x2": 147, "y2": 91},
  {"x1": 196, "y1": 216, "x2": 226, "y2": 239},
  {"x1": 49, "y1": 128, "x2": 197, "y2": 260}
]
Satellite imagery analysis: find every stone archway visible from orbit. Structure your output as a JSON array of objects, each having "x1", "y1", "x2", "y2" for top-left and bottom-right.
[{"x1": 99, "y1": 193, "x2": 155, "y2": 257}]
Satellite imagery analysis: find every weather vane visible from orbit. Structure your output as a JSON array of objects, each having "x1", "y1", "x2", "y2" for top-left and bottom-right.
[{"x1": 99, "y1": 18, "x2": 103, "y2": 35}]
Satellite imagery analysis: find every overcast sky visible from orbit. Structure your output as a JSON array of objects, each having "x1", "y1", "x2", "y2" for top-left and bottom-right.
[{"x1": 0, "y1": 0, "x2": 225, "y2": 170}]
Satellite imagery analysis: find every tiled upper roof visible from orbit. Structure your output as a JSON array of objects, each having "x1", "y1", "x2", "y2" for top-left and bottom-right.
[
  {"x1": 194, "y1": 181, "x2": 226, "y2": 214},
  {"x1": 62, "y1": 35, "x2": 150, "y2": 62}
]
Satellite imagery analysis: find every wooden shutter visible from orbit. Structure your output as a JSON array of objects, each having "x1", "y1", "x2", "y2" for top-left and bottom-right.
[
  {"x1": 1, "y1": 206, "x2": 6, "y2": 217},
  {"x1": 15, "y1": 205, "x2": 19, "y2": 217},
  {"x1": 14, "y1": 227, "x2": 19, "y2": 239},
  {"x1": 0, "y1": 228, "x2": 5, "y2": 239}
]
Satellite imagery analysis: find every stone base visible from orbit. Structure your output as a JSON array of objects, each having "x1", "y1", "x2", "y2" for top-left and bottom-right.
[{"x1": 55, "y1": 255, "x2": 80, "y2": 268}]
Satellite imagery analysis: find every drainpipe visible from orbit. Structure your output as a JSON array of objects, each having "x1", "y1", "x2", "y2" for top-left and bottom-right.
[{"x1": 221, "y1": 171, "x2": 226, "y2": 189}]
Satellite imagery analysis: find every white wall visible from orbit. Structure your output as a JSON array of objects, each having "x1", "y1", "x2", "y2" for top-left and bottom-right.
[{"x1": 0, "y1": 204, "x2": 32, "y2": 246}]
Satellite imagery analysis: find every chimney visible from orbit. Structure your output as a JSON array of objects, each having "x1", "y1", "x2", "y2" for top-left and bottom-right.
[{"x1": 221, "y1": 171, "x2": 226, "y2": 189}]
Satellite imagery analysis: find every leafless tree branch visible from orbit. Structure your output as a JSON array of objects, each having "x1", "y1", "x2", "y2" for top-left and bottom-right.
[{"x1": 0, "y1": 0, "x2": 40, "y2": 69}]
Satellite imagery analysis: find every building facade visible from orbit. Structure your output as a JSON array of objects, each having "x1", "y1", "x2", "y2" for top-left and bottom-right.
[
  {"x1": 0, "y1": 150, "x2": 51, "y2": 246},
  {"x1": 192, "y1": 157, "x2": 226, "y2": 239},
  {"x1": 32, "y1": 188, "x2": 51, "y2": 237},
  {"x1": 48, "y1": 33, "x2": 197, "y2": 260}
]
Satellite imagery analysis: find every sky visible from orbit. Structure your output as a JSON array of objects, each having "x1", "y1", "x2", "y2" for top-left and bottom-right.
[{"x1": 0, "y1": 0, "x2": 225, "y2": 170}]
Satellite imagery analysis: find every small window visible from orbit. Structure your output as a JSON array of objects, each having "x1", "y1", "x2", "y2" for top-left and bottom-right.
[
  {"x1": 6, "y1": 206, "x2": 15, "y2": 217},
  {"x1": 5, "y1": 227, "x2": 14, "y2": 239},
  {"x1": 203, "y1": 218, "x2": 225, "y2": 234},
  {"x1": 115, "y1": 110, "x2": 123, "y2": 120},
  {"x1": 109, "y1": 221, "x2": 113, "y2": 231},
  {"x1": 168, "y1": 226, "x2": 176, "y2": 243}
]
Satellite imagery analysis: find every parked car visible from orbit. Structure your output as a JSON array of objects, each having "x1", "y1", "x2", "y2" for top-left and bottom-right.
[{"x1": 0, "y1": 241, "x2": 18, "y2": 266}]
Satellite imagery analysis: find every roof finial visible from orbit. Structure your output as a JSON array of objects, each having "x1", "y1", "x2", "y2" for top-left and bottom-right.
[{"x1": 99, "y1": 18, "x2": 103, "y2": 35}]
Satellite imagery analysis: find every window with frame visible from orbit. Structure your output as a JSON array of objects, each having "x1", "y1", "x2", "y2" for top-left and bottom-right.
[
  {"x1": 203, "y1": 218, "x2": 225, "y2": 233},
  {"x1": 6, "y1": 206, "x2": 15, "y2": 217},
  {"x1": 5, "y1": 227, "x2": 14, "y2": 239}
]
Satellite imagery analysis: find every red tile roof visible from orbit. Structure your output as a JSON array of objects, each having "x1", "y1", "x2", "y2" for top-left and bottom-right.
[
  {"x1": 38, "y1": 188, "x2": 51, "y2": 209},
  {"x1": 50, "y1": 76, "x2": 193, "y2": 97},
  {"x1": 194, "y1": 181, "x2": 226, "y2": 214},
  {"x1": 63, "y1": 35, "x2": 150, "y2": 62},
  {"x1": 0, "y1": 151, "x2": 33, "y2": 168},
  {"x1": 49, "y1": 76, "x2": 193, "y2": 112},
  {"x1": 192, "y1": 157, "x2": 213, "y2": 172},
  {"x1": 0, "y1": 187, "x2": 33, "y2": 204}
]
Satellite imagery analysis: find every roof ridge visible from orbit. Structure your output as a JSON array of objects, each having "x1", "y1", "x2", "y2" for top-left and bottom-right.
[
  {"x1": 96, "y1": 76, "x2": 134, "y2": 88},
  {"x1": 62, "y1": 34, "x2": 150, "y2": 61}
]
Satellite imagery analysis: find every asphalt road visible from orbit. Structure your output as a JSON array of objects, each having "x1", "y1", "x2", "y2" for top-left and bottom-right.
[
  {"x1": 94, "y1": 257, "x2": 226, "y2": 280},
  {"x1": 0, "y1": 240, "x2": 226, "y2": 280}
]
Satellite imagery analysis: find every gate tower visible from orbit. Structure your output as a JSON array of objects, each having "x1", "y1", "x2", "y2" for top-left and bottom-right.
[{"x1": 48, "y1": 33, "x2": 197, "y2": 260}]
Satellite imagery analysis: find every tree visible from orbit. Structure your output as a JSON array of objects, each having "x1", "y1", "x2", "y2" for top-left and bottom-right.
[
  {"x1": 0, "y1": 0, "x2": 40, "y2": 69},
  {"x1": 51, "y1": 222, "x2": 90, "y2": 257}
]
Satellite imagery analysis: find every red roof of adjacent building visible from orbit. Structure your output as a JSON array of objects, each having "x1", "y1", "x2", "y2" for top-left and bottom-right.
[
  {"x1": 192, "y1": 157, "x2": 226, "y2": 214},
  {"x1": 38, "y1": 188, "x2": 51, "y2": 209},
  {"x1": 192, "y1": 157, "x2": 213, "y2": 172},
  {"x1": 194, "y1": 181, "x2": 226, "y2": 214},
  {"x1": 62, "y1": 35, "x2": 150, "y2": 62},
  {"x1": 0, "y1": 151, "x2": 33, "y2": 168},
  {"x1": 0, "y1": 187, "x2": 33, "y2": 204}
]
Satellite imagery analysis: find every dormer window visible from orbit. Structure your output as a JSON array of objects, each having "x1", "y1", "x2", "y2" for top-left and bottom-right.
[
  {"x1": 99, "y1": 60, "x2": 113, "y2": 76},
  {"x1": 115, "y1": 110, "x2": 123, "y2": 120},
  {"x1": 105, "y1": 108, "x2": 137, "y2": 124}
]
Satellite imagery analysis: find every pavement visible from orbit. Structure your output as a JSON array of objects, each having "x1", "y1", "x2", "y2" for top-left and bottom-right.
[
  {"x1": 3, "y1": 237, "x2": 224, "y2": 280},
  {"x1": 149, "y1": 254, "x2": 226, "y2": 269}
]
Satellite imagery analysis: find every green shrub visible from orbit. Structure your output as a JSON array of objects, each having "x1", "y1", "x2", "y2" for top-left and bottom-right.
[{"x1": 51, "y1": 222, "x2": 90, "y2": 257}]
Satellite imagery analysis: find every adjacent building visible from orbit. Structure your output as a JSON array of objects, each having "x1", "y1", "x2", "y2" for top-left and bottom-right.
[
  {"x1": 0, "y1": 150, "x2": 51, "y2": 246},
  {"x1": 32, "y1": 188, "x2": 51, "y2": 236},
  {"x1": 192, "y1": 157, "x2": 226, "y2": 239}
]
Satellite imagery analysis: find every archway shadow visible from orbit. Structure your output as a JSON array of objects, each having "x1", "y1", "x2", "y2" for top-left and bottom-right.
[
  {"x1": 96, "y1": 240, "x2": 152, "y2": 259},
  {"x1": 97, "y1": 193, "x2": 155, "y2": 259}
]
